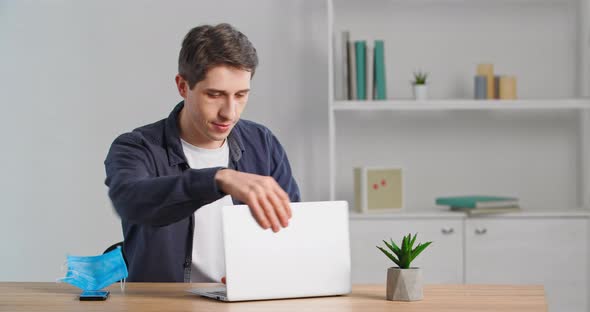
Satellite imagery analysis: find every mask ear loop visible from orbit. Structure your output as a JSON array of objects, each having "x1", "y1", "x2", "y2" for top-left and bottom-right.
[
  {"x1": 55, "y1": 260, "x2": 69, "y2": 284},
  {"x1": 120, "y1": 278, "x2": 126, "y2": 293}
]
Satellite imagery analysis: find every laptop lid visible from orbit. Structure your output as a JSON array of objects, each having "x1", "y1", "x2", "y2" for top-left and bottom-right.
[{"x1": 221, "y1": 201, "x2": 351, "y2": 301}]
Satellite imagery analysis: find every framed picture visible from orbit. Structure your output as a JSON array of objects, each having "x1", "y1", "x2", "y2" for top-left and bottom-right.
[{"x1": 354, "y1": 167, "x2": 404, "y2": 213}]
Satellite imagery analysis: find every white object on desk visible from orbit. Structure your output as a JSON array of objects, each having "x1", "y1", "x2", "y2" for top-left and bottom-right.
[{"x1": 190, "y1": 201, "x2": 351, "y2": 302}]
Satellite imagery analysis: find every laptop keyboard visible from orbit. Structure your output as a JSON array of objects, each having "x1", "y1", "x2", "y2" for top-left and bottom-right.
[{"x1": 207, "y1": 290, "x2": 227, "y2": 296}]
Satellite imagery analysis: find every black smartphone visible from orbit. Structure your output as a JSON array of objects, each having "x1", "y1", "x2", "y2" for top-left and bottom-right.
[{"x1": 79, "y1": 290, "x2": 110, "y2": 301}]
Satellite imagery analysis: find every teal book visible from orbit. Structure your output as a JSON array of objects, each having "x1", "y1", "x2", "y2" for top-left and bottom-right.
[
  {"x1": 450, "y1": 205, "x2": 521, "y2": 215},
  {"x1": 436, "y1": 195, "x2": 518, "y2": 209},
  {"x1": 355, "y1": 41, "x2": 366, "y2": 100},
  {"x1": 374, "y1": 40, "x2": 386, "y2": 100}
]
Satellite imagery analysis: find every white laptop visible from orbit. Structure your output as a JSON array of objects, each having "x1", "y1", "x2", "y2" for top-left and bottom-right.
[{"x1": 188, "y1": 201, "x2": 351, "y2": 302}]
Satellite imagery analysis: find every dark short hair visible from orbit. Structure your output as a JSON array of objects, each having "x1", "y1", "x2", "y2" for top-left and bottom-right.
[{"x1": 178, "y1": 23, "x2": 259, "y2": 89}]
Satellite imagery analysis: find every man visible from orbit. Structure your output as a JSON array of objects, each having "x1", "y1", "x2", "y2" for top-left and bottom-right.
[{"x1": 104, "y1": 23, "x2": 300, "y2": 283}]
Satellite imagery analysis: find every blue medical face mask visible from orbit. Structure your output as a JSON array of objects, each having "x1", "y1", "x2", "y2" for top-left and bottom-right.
[{"x1": 58, "y1": 246, "x2": 128, "y2": 291}]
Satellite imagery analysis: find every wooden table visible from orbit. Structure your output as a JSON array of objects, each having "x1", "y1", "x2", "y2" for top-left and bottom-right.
[{"x1": 0, "y1": 283, "x2": 547, "y2": 312}]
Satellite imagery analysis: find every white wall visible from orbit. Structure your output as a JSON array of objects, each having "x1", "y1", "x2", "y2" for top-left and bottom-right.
[
  {"x1": 0, "y1": 0, "x2": 328, "y2": 281},
  {"x1": 1, "y1": 0, "x2": 586, "y2": 283}
]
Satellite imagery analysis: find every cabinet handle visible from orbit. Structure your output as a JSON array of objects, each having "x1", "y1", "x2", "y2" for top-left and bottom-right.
[
  {"x1": 475, "y1": 228, "x2": 487, "y2": 235},
  {"x1": 441, "y1": 227, "x2": 454, "y2": 235}
]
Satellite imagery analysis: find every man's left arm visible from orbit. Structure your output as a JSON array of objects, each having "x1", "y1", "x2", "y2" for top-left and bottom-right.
[{"x1": 268, "y1": 133, "x2": 301, "y2": 202}]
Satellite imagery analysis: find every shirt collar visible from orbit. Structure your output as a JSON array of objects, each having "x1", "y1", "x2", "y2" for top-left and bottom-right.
[{"x1": 164, "y1": 101, "x2": 244, "y2": 167}]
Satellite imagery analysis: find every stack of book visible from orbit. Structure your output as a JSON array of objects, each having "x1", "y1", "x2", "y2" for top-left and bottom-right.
[
  {"x1": 333, "y1": 31, "x2": 387, "y2": 101},
  {"x1": 435, "y1": 195, "x2": 521, "y2": 215}
]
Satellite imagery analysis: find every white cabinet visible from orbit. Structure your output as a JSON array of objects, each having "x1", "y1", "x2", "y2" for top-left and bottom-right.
[
  {"x1": 465, "y1": 217, "x2": 589, "y2": 312},
  {"x1": 349, "y1": 215, "x2": 464, "y2": 284},
  {"x1": 350, "y1": 213, "x2": 590, "y2": 311}
]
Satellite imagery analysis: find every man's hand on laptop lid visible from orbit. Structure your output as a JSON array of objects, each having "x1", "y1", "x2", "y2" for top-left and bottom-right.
[{"x1": 215, "y1": 169, "x2": 291, "y2": 232}]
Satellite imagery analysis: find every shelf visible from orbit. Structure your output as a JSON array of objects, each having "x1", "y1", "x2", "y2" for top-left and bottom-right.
[
  {"x1": 360, "y1": 0, "x2": 578, "y2": 4},
  {"x1": 332, "y1": 99, "x2": 590, "y2": 111},
  {"x1": 350, "y1": 211, "x2": 465, "y2": 220},
  {"x1": 350, "y1": 209, "x2": 590, "y2": 220}
]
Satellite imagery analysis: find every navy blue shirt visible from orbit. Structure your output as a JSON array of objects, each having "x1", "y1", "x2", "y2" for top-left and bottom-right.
[{"x1": 104, "y1": 102, "x2": 300, "y2": 282}]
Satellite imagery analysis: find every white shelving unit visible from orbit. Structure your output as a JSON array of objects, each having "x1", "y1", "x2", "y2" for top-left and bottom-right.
[
  {"x1": 328, "y1": 3, "x2": 590, "y2": 309},
  {"x1": 327, "y1": 0, "x2": 590, "y2": 210},
  {"x1": 333, "y1": 99, "x2": 590, "y2": 111}
]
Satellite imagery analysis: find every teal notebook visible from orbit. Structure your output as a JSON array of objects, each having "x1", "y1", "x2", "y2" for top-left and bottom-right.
[
  {"x1": 355, "y1": 41, "x2": 366, "y2": 100},
  {"x1": 374, "y1": 40, "x2": 386, "y2": 100},
  {"x1": 436, "y1": 196, "x2": 518, "y2": 209}
]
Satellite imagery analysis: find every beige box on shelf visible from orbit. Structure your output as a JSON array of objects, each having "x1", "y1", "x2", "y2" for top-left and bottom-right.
[
  {"x1": 476, "y1": 63, "x2": 495, "y2": 100},
  {"x1": 499, "y1": 76, "x2": 517, "y2": 99},
  {"x1": 354, "y1": 167, "x2": 404, "y2": 213}
]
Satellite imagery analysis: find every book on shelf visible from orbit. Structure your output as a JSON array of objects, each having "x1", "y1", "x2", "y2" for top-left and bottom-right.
[
  {"x1": 338, "y1": 34, "x2": 386, "y2": 101},
  {"x1": 436, "y1": 195, "x2": 519, "y2": 209},
  {"x1": 347, "y1": 39, "x2": 356, "y2": 100},
  {"x1": 332, "y1": 30, "x2": 349, "y2": 101},
  {"x1": 366, "y1": 41, "x2": 374, "y2": 100},
  {"x1": 450, "y1": 205, "x2": 522, "y2": 215},
  {"x1": 374, "y1": 40, "x2": 386, "y2": 100},
  {"x1": 355, "y1": 41, "x2": 366, "y2": 100}
]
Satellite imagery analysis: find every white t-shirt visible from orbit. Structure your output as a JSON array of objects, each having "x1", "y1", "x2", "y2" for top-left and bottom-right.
[{"x1": 180, "y1": 138, "x2": 233, "y2": 282}]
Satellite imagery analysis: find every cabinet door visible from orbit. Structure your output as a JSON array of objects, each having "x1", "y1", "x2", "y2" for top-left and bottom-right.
[
  {"x1": 465, "y1": 218, "x2": 589, "y2": 312},
  {"x1": 349, "y1": 219, "x2": 463, "y2": 284}
]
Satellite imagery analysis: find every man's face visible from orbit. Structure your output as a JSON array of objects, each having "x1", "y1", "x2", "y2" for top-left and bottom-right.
[{"x1": 176, "y1": 65, "x2": 251, "y2": 149}]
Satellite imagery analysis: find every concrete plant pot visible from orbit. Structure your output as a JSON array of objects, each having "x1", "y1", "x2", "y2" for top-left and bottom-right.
[
  {"x1": 386, "y1": 267, "x2": 423, "y2": 301},
  {"x1": 413, "y1": 84, "x2": 428, "y2": 100}
]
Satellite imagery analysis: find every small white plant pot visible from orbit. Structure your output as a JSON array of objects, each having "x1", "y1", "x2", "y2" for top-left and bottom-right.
[
  {"x1": 413, "y1": 84, "x2": 428, "y2": 100},
  {"x1": 386, "y1": 267, "x2": 423, "y2": 301}
]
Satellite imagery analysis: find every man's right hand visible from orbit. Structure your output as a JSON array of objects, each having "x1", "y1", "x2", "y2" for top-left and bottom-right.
[{"x1": 215, "y1": 169, "x2": 291, "y2": 232}]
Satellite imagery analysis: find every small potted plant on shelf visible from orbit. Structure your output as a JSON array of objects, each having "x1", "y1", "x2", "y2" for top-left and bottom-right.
[
  {"x1": 377, "y1": 233, "x2": 432, "y2": 301},
  {"x1": 412, "y1": 71, "x2": 429, "y2": 100}
]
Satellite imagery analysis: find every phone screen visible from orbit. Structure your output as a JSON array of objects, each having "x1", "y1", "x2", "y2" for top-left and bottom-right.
[{"x1": 79, "y1": 290, "x2": 110, "y2": 301}]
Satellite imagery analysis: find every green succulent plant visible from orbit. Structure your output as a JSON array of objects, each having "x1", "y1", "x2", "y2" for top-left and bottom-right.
[
  {"x1": 377, "y1": 233, "x2": 432, "y2": 269},
  {"x1": 413, "y1": 71, "x2": 428, "y2": 85}
]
